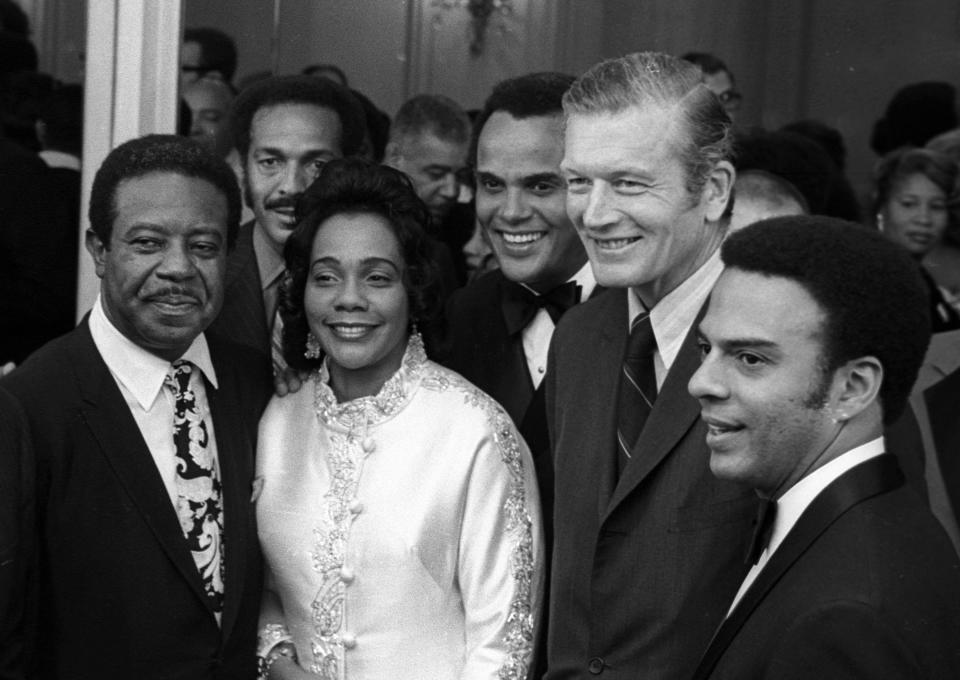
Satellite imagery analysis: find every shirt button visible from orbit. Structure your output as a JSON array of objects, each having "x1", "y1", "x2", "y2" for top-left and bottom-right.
[
  {"x1": 349, "y1": 499, "x2": 364, "y2": 514},
  {"x1": 361, "y1": 437, "x2": 376, "y2": 453},
  {"x1": 537, "y1": 366, "x2": 545, "y2": 374},
  {"x1": 342, "y1": 632, "x2": 357, "y2": 649},
  {"x1": 339, "y1": 566, "x2": 355, "y2": 584},
  {"x1": 588, "y1": 657, "x2": 605, "y2": 674}
]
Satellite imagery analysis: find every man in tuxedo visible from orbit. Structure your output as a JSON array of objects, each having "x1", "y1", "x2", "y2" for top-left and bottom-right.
[
  {"x1": 208, "y1": 75, "x2": 366, "y2": 379},
  {"x1": 688, "y1": 216, "x2": 960, "y2": 679},
  {"x1": 443, "y1": 72, "x2": 592, "y2": 549},
  {"x1": 544, "y1": 52, "x2": 756, "y2": 680},
  {"x1": 0, "y1": 135, "x2": 271, "y2": 678}
]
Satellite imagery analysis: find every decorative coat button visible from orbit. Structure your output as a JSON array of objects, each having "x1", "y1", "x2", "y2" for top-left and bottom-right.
[
  {"x1": 339, "y1": 566, "x2": 355, "y2": 584},
  {"x1": 361, "y1": 437, "x2": 376, "y2": 453},
  {"x1": 587, "y1": 657, "x2": 605, "y2": 674},
  {"x1": 349, "y1": 499, "x2": 364, "y2": 514},
  {"x1": 342, "y1": 632, "x2": 357, "y2": 649}
]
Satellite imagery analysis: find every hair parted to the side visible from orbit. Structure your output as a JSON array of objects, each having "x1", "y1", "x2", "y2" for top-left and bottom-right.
[
  {"x1": 88, "y1": 134, "x2": 242, "y2": 248},
  {"x1": 390, "y1": 94, "x2": 471, "y2": 146},
  {"x1": 229, "y1": 75, "x2": 367, "y2": 160},
  {"x1": 279, "y1": 158, "x2": 442, "y2": 371},
  {"x1": 871, "y1": 146, "x2": 958, "y2": 219},
  {"x1": 721, "y1": 215, "x2": 931, "y2": 425},
  {"x1": 469, "y1": 71, "x2": 575, "y2": 167},
  {"x1": 563, "y1": 51, "x2": 734, "y2": 197}
]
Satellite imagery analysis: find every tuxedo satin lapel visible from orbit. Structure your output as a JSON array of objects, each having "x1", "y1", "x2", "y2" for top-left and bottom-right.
[
  {"x1": 205, "y1": 366, "x2": 248, "y2": 641},
  {"x1": 691, "y1": 455, "x2": 905, "y2": 680},
  {"x1": 492, "y1": 275, "x2": 534, "y2": 422},
  {"x1": 605, "y1": 315, "x2": 703, "y2": 518},
  {"x1": 67, "y1": 323, "x2": 219, "y2": 616}
]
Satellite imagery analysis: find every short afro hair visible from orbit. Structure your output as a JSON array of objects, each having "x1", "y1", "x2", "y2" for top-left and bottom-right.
[
  {"x1": 720, "y1": 215, "x2": 931, "y2": 424},
  {"x1": 470, "y1": 71, "x2": 574, "y2": 167},
  {"x1": 89, "y1": 134, "x2": 242, "y2": 249},
  {"x1": 229, "y1": 75, "x2": 366, "y2": 160},
  {"x1": 279, "y1": 158, "x2": 442, "y2": 371}
]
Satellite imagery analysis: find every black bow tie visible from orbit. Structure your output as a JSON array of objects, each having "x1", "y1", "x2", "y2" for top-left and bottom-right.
[
  {"x1": 502, "y1": 280, "x2": 581, "y2": 335},
  {"x1": 745, "y1": 497, "x2": 778, "y2": 566}
]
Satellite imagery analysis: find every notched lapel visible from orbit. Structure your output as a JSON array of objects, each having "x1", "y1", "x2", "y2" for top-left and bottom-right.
[
  {"x1": 605, "y1": 321, "x2": 703, "y2": 517},
  {"x1": 68, "y1": 326, "x2": 222, "y2": 618}
]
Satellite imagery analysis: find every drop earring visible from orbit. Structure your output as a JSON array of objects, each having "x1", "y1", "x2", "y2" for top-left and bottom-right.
[{"x1": 304, "y1": 332, "x2": 322, "y2": 359}]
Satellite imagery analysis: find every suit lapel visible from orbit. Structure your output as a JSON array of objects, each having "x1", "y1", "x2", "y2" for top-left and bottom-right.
[
  {"x1": 491, "y1": 273, "x2": 534, "y2": 423},
  {"x1": 68, "y1": 322, "x2": 222, "y2": 620},
  {"x1": 590, "y1": 290, "x2": 628, "y2": 513},
  {"x1": 691, "y1": 454, "x2": 905, "y2": 680},
  {"x1": 220, "y1": 221, "x2": 269, "y2": 352},
  {"x1": 604, "y1": 307, "x2": 704, "y2": 518},
  {"x1": 206, "y1": 357, "x2": 249, "y2": 642}
]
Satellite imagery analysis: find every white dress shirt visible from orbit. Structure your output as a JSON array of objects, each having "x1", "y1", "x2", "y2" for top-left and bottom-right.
[
  {"x1": 522, "y1": 261, "x2": 597, "y2": 389},
  {"x1": 88, "y1": 295, "x2": 221, "y2": 508},
  {"x1": 627, "y1": 249, "x2": 724, "y2": 389},
  {"x1": 726, "y1": 437, "x2": 886, "y2": 615}
]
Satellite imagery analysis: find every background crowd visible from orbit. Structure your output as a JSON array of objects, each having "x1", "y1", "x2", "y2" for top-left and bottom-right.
[{"x1": 2, "y1": 3, "x2": 960, "y2": 679}]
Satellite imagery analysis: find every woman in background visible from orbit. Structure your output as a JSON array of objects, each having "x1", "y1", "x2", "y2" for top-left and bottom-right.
[
  {"x1": 873, "y1": 146, "x2": 960, "y2": 332},
  {"x1": 254, "y1": 158, "x2": 543, "y2": 680}
]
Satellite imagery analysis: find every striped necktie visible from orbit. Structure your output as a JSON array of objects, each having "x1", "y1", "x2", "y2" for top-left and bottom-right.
[{"x1": 616, "y1": 312, "x2": 658, "y2": 476}]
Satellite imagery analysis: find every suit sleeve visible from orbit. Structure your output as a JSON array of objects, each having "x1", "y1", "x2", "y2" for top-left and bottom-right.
[
  {"x1": 457, "y1": 409, "x2": 545, "y2": 680},
  {"x1": 764, "y1": 601, "x2": 922, "y2": 679},
  {"x1": 0, "y1": 388, "x2": 35, "y2": 680}
]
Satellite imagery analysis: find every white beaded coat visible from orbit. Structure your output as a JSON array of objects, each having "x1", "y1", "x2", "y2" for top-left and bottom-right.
[{"x1": 255, "y1": 335, "x2": 544, "y2": 680}]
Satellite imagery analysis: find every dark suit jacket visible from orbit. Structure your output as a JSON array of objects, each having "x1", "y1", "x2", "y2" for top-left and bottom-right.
[
  {"x1": 208, "y1": 220, "x2": 271, "y2": 370},
  {"x1": 0, "y1": 320, "x2": 271, "y2": 679},
  {"x1": 692, "y1": 454, "x2": 960, "y2": 679},
  {"x1": 544, "y1": 288, "x2": 756, "y2": 680}
]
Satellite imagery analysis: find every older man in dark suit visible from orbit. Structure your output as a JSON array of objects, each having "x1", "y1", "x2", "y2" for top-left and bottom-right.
[
  {"x1": 689, "y1": 216, "x2": 960, "y2": 679},
  {"x1": 544, "y1": 52, "x2": 756, "y2": 680},
  {"x1": 0, "y1": 135, "x2": 270, "y2": 679},
  {"x1": 208, "y1": 75, "x2": 366, "y2": 379}
]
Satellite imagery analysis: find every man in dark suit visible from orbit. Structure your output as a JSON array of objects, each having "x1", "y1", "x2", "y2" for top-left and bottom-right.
[
  {"x1": 443, "y1": 72, "x2": 592, "y2": 547},
  {"x1": 688, "y1": 216, "x2": 960, "y2": 678},
  {"x1": 208, "y1": 75, "x2": 366, "y2": 379},
  {"x1": 544, "y1": 52, "x2": 756, "y2": 680},
  {"x1": 0, "y1": 135, "x2": 271, "y2": 679}
]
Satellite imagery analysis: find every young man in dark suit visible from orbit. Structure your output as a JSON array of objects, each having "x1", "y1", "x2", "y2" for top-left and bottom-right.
[
  {"x1": 689, "y1": 216, "x2": 960, "y2": 679},
  {"x1": 0, "y1": 135, "x2": 271, "y2": 679},
  {"x1": 443, "y1": 72, "x2": 593, "y2": 551},
  {"x1": 208, "y1": 75, "x2": 366, "y2": 380},
  {"x1": 545, "y1": 52, "x2": 755, "y2": 680}
]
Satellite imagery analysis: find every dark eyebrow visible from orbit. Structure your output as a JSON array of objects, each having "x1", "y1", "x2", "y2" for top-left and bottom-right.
[
  {"x1": 310, "y1": 256, "x2": 402, "y2": 271},
  {"x1": 523, "y1": 172, "x2": 563, "y2": 185}
]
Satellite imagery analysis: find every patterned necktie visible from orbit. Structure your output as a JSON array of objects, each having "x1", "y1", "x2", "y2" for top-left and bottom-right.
[
  {"x1": 165, "y1": 360, "x2": 225, "y2": 614},
  {"x1": 616, "y1": 312, "x2": 658, "y2": 476},
  {"x1": 502, "y1": 280, "x2": 581, "y2": 335},
  {"x1": 271, "y1": 308, "x2": 288, "y2": 377}
]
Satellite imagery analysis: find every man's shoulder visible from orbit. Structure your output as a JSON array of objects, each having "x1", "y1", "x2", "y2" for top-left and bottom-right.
[
  {"x1": 448, "y1": 269, "x2": 505, "y2": 312},
  {"x1": 554, "y1": 285, "x2": 625, "y2": 343}
]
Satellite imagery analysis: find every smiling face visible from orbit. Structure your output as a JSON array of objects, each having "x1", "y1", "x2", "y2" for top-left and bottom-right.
[
  {"x1": 562, "y1": 105, "x2": 732, "y2": 306},
  {"x1": 86, "y1": 172, "x2": 229, "y2": 361},
  {"x1": 880, "y1": 172, "x2": 949, "y2": 258},
  {"x1": 389, "y1": 131, "x2": 468, "y2": 220},
  {"x1": 476, "y1": 112, "x2": 586, "y2": 291},
  {"x1": 305, "y1": 212, "x2": 410, "y2": 400},
  {"x1": 245, "y1": 103, "x2": 344, "y2": 254},
  {"x1": 688, "y1": 269, "x2": 840, "y2": 497}
]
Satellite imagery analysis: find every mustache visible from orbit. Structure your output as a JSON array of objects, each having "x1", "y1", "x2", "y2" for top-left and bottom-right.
[
  {"x1": 144, "y1": 285, "x2": 202, "y2": 302},
  {"x1": 264, "y1": 194, "x2": 301, "y2": 211}
]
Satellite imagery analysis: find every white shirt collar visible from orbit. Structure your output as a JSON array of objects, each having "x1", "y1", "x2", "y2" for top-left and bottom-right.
[
  {"x1": 627, "y1": 249, "x2": 724, "y2": 372},
  {"x1": 518, "y1": 260, "x2": 597, "y2": 300},
  {"x1": 768, "y1": 436, "x2": 886, "y2": 557},
  {"x1": 89, "y1": 295, "x2": 218, "y2": 410},
  {"x1": 38, "y1": 149, "x2": 81, "y2": 171}
]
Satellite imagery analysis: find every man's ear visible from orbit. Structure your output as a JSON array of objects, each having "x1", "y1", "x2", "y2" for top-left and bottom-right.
[
  {"x1": 830, "y1": 355, "x2": 883, "y2": 422},
  {"x1": 84, "y1": 229, "x2": 108, "y2": 279},
  {"x1": 702, "y1": 160, "x2": 735, "y2": 223}
]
